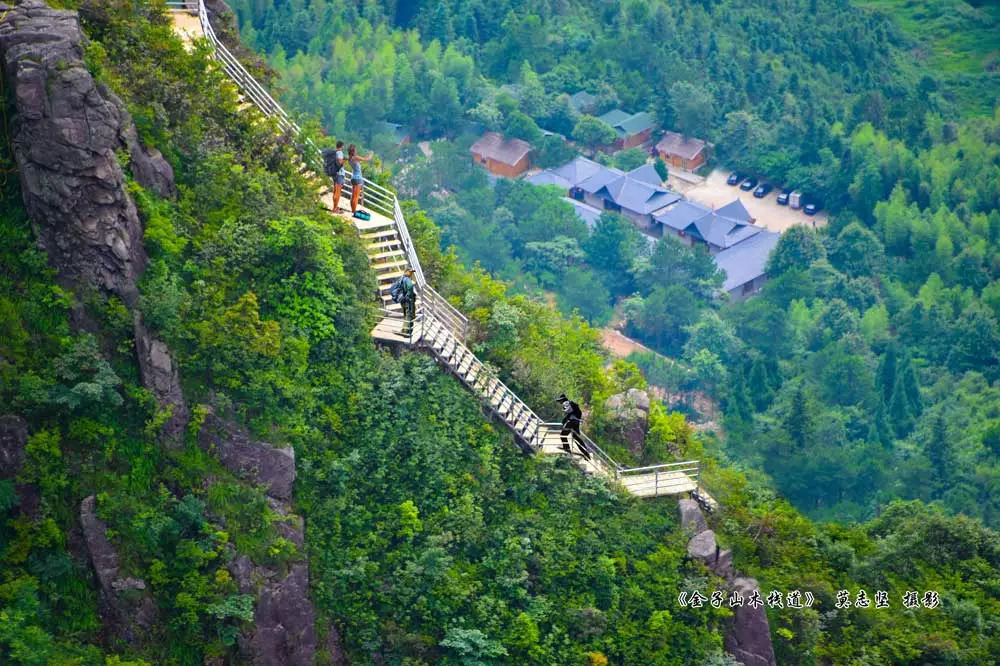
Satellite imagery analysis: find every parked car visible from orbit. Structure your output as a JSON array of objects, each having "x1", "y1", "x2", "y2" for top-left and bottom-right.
[
  {"x1": 727, "y1": 171, "x2": 744, "y2": 186},
  {"x1": 776, "y1": 189, "x2": 791, "y2": 205},
  {"x1": 740, "y1": 177, "x2": 758, "y2": 191},
  {"x1": 753, "y1": 183, "x2": 773, "y2": 198},
  {"x1": 789, "y1": 191, "x2": 803, "y2": 209},
  {"x1": 804, "y1": 201, "x2": 822, "y2": 215}
]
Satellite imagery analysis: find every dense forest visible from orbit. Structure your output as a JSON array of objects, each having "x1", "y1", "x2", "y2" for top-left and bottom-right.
[
  {"x1": 228, "y1": 0, "x2": 1000, "y2": 526},
  {"x1": 1, "y1": 0, "x2": 999, "y2": 665}
]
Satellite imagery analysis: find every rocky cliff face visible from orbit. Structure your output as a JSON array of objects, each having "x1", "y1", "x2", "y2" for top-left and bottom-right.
[
  {"x1": 0, "y1": 414, "x2": 39, "y2": 518},
  {"x1": 198, "y1": 413, "x2": 297, "y2": 501},
  {"x1": 605, "y1": 388, "x2": 651, "y2": 458},
  {"x1": 1, "y1": 3, "x2": 318, "y2": 661},
  {"x1": 0, "y1": 0, "x2": 187, "y2": 442},
  {"x1": 80, "y1": 495, "x2": 159, "y2": 645},
  {"x1": 679, "y1": 499, "x2": 777, "y2": 666}
]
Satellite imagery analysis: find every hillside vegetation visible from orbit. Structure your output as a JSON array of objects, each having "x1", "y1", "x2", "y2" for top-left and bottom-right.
[
  {"x1": 854, "y1": 0, "x2": 1000, "y2": 115},
  {"x1": 1, "y1": 1, "x2": 999, "y2": 665}
]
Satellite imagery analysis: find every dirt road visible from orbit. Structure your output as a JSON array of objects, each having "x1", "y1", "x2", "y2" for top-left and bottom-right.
[{"x1": 601, "y1": 328, "x2": 657, "y2": 358}]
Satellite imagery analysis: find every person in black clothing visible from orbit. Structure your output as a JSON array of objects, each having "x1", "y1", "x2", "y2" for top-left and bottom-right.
[{"x1": 557, "y1": 393, "x2": 591, "y2": 460}]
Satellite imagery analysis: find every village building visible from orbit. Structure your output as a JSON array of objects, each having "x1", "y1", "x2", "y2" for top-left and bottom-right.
[
  {"x1": 470, "y1": 131, "x2": 533, "y2": 178},
  {"x1": 656, "y1": 131, "x2": 708, "y2": 170},
  {"x1": 596, "y1": 109, "x2": 657, "y2": 152}
]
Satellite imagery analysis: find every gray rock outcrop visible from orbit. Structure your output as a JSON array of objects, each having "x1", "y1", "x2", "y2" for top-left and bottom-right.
[
  {"x1": 198, "y1": 413, "x2": 296, "y2": 500},
  {"x1": 135, "y1": 315, "x2": 188, "y2": 442},
  {"x1": 1, "y1": 0, "x2": 145, "y2": 305},
  {"x1": 0, "y1": 0, "x2": 187, "y2": 442},
  {"x1": 724, "y1": 577, "x2": 778, "y2": 666},
  {"x1": 678, "y1": 498, "x2": 708, "y2": 535},
  {"x1": 253, "y1": 563, "x2": 316, "y2": 666},
  {"x1": 604, "y1": 388, "x2": 650, "y2": 457},
  {"x1": 686, "y1": 528, "x2": 733, "y2": 578},
  {"x1": 0, "y1": 414, "x2": 39, "y2": 517},
  {"x1": 680, "y1": 499, "x2": 777, "y2": 666},
  {"x1": 0, "y1": 414, "x2": 28, "y2": 479},
  {"x1": 226, "y1": 516, "x2": 316, "y2": 665},
  {"x1": 79, "y1": 495, "x2": 157, "y2": 645}
]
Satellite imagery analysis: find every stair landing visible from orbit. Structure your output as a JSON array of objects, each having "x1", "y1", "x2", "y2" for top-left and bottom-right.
[
  {"x1": 320, "y1": 190, "x2": 396, "y2": 231},
  {"x1": 371, "y1": 316, "x2": 423, "y2": 344}
]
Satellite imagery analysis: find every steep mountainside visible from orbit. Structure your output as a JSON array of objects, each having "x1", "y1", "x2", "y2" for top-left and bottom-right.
[{"x1": 0, "y1": 2, "x2": 998, "y2": 666}]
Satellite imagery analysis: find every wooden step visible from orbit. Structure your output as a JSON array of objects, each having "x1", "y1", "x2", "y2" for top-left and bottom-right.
[
  {"x1": 369, "y1": 249, "x2": 407, "y2": 261},
  {"x1": 374, "y1": 260, "x2": 408, "y2": 273},
  {"x1": 441, "y1": 338, "x2": 456, "y2": 361},
  {"x1": 361, "y1": 230, "x2": 398, "y2": 241},
  {"x1": 367, "y1": 240, "x2": 402, "y2": 252},
  {"x1": 377, "y1": 270, "x2": 405, "y2": 283},
  {"x1": 500, "y1": 397, "x2": 515, "y2": 418}
]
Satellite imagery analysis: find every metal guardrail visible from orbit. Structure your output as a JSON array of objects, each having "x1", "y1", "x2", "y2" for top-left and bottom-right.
[
  {"x1": 167, "y1": 0, "x2": 428, "y2": 291},
  {"x1": 619, "y1": 460, "x2": 701, "y2": 496},
  {"x1": 423, "y1": 285, "x2": 469, "y2": 343},
  {"x1": 540, "y1": 423, "x2": 623, "y2": 475}
]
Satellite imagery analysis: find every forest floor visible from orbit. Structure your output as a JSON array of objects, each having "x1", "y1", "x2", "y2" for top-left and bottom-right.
[{"x1": 675, "y1": 169, "x2": 829, "y2": 233}]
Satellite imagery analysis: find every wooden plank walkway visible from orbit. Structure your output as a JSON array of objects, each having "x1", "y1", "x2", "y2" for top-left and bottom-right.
[{"x1": 168, "y1": 4, "x2": 702, "y2": 501}]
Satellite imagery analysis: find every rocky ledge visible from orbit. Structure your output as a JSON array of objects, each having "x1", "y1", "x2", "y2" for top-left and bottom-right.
[
  {"x1": 80, "y1": 495, "x2": 158, "y2": 646},
  {"x1": 679, "y1": 499, "x2": 777, "y2": 666}
]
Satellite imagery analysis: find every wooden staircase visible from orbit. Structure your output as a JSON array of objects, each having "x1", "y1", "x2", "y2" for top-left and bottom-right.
[{"x1": 167, "y1": 0, "x2": 702, "y2": 500}]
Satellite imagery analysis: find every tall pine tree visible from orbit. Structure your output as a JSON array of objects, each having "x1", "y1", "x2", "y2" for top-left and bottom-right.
[
  {"x1": 785, "y1": 381, "x2": 814, "y2": 451},
  {"x1": 877, "y1": 343, "x2": 899, "y2": 405},
  {"x1": 888, "y1": 371, "x2": 915, "y2": 438},
  {"x1": 926, "y1": 411, "x2": 953, "y2": 493},
  {"x1": 748, "y1": 357, "x2": 774, "y2": 412}
]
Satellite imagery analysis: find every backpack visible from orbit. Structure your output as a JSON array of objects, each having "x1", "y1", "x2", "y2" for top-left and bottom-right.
[
  {"x1": 389, "y1": 276, "x2": 406, "y2": 303},
  {"x1": 353, "y1": 210, "x2": 372, "y2": 221},
  {"x1": 322, "y1": 148, "x2": 338, "y2": 177}
]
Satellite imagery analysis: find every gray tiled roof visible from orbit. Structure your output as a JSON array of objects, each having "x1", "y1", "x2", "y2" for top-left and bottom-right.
[
  {"x1": 628, "y1": 163, "x2": 663, "y2": 187},
  {"x1": 715, "y1": 199, "x2": 753, "y2": 223},
  {"x1": 551, "y1": 156, "x2": 604, "y2": 188},
  {"x1": 526, "y1": 171, "x2": 572, "y2": 188},
  {"x1": 578, "y1": 164, "x2": 626, "y2": 194},
  {"x1": 568, "y1": 90, "x2": 597, "y2": 114},
  {"x1": 599, "y1": 177, "x2": 680, "y2": 215},
  {"x1": 688, "y1": 213, "x2": 763, "y2": 249},
  {"x1": 654, "y1": 200, "x2": 711, "y2": 231},
  {"x1": 656, "y1": 131, "x2": 706, "y2": 161},
  {"x1": 563, "y1": 197, "x2": 602, "y2": 229},
  {"x1": 714, "y1": 230, "x2": 780, "y2": 291}
]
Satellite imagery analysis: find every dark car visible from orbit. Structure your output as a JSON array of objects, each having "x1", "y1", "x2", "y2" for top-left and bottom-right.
[
  {"x1": 776, "y1": 189, "x2": 791, "y2": 205},
  {"x1": 753, "y1": 183, "x2": 773, "y2": 198},
  {"x1": 804, "y1": 201, "x2": 822, "y2": 215},
  {"x1": 740, "y1": 176, "x2": 758, "y2": 191},
  {"x1": 727, "y1": 171, "x2": 744, "y2": 186}
]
